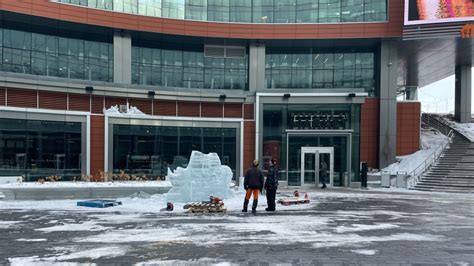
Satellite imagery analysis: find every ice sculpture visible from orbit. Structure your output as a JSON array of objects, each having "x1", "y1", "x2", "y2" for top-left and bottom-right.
[{"x1": 166, "y1": 151, "x2": 234, "y2": 203}]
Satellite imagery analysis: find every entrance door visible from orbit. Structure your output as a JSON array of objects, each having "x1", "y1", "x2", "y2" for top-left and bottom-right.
[{"x1": 301, "y1": 147, "x2": 334, "y2": 187}]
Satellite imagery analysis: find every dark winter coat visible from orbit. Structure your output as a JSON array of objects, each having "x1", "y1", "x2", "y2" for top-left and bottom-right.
[
  {"x1": 264, "y1": 165, "x2": 279, "y2": 191},
  {"x1": 320, "y1": 161, "x2": 328, "y2": 178},
  {"x1": 244, "y1": 167, "x2": 264, "y2": 191}
]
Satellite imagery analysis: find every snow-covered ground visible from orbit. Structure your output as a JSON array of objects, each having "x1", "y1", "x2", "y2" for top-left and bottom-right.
[
  {"x1": 441, "y1": 117, "x2": 474, "y2": 142},
  {"x1": 378, "y1": 128, "x2": 449, "y2": 175},
  {"x1": 2, "y1": 190, "x2": 473, "y2": 265},
  {"x1": 0, "y1": 189, "x2": 312, "y2": 214},
  {"x1": 0, "y1": 181, "x2": 171, "y2": 189}
]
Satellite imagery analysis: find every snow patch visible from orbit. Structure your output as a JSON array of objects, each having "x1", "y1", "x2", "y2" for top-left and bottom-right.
[
  {"x1": 0, "y1": 220, "x2": 20, "y2": 229},
  {"x1": 16, "y1": 238, "x2": 48, "y2": 242},
  {"x1": 335, "y1": 223, "x2": 400, "y2": 233},
  {"x1": 37, "y1": 221, "x2": 111, "y2": 232},
  {"x1": 351, "y1": 249, "x2": 378, "y2": 255}
]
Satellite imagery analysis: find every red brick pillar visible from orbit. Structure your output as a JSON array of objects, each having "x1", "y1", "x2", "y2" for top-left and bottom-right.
[{"x1": 90, "y1": 115, "x2": 105, "y2": 178}]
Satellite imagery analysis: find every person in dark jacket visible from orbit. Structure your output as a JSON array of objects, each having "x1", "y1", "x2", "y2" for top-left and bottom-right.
[
  {"x1": 242, "y1": 159, "x2": 264, "y2": 213},
  {"x1": 319, "y1": 160, "x2": 327, "y2": 189},
  {"x1": 264, "y1": 159, "x2": 279, "y2": 211}
]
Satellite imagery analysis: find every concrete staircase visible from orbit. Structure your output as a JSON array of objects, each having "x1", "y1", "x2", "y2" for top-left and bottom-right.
[{"x1": 412, "y1": 114, "x2": 474, "y2": 193}]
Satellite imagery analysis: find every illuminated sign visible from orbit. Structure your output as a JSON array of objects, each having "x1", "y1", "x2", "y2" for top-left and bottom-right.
[
  {"x1": 291, "y1": 113, "x2": 349, "y2": 130},
  {"x1": 405, "y1": 0, "x2": 474, "y2": 25},
  {"x1": 461, "y1": 24, "x2": 474, "y2": 38}
]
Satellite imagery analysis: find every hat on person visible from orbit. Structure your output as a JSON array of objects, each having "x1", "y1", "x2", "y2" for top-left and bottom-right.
[{"x1": 253, "y1": 159, "x2": 260, "y2": 167}]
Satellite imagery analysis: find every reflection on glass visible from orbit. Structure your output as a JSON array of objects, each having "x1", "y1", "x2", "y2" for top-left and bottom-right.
[
  {"x1": 56, "y1": 0, "x2": 387, "y2": 23},
  {"x1": 0, "y1": 118, "x2": 82, "y2": 181},
  {"x1": 0, "y1": 28, "x2": 113, "y2": 82},
  {"x1": 113, "y1": 125, "x2": 237, "y2": 178}
]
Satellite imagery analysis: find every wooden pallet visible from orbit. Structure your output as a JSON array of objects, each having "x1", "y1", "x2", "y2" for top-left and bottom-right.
[{"x1": 184, "y1": 202, "x2": 227, "y2": 213}]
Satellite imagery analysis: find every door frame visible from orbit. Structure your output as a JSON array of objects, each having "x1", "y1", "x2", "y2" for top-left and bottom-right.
[
  {"x1": 301, "y1": 146, "x2": 334, "y2": 187},
  {"x1": 286, "y1": 130, "x2": 353, "y2": 187}
]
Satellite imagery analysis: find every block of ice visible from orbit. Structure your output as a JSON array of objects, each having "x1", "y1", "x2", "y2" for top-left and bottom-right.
[{"x1": 166, "y1": 151, "x2": 234, "y2": 203}]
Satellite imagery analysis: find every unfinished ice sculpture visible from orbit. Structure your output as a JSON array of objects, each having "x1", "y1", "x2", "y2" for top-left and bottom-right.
[{"x1": 166, "y1": 151, "x2": 234, "y2": 203}]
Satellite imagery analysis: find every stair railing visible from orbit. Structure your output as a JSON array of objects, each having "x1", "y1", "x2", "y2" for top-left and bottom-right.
[{"x1": 405, "y1": 129, "x2": 454, "y2": 188}]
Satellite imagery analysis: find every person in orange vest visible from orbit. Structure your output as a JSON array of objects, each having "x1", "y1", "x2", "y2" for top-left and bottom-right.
[{"x1": 242, "y1": 159, "x2": 264, "y2": 213}]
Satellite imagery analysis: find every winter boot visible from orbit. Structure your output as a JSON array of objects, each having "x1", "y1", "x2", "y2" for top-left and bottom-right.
[
  {"x1": 242, "y1": 199, "x2": 249, "y2": 212},
  {"x1": 252, "y1": 200, "x2": 258, "y2": 214}
]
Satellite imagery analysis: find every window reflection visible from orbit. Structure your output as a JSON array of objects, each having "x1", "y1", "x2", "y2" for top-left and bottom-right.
[
  {"x1": 266, "y1": 48, "x2": 375, "y2": 95},
  {"x1": 56, "y1": 0, "x2": 387, "y2": 23},
  {"x1": 0, "y1": 118, "x2": 82, "y2": 181},
  {"x1": 113, "y1": 124, "x2": 237, "y2": 178},
  {"x1": 1, "y1": 28, "x2": 113, "y2": 82},
  {"x1": 132, "y1": 45, "x2": 248, "y2": 90}
]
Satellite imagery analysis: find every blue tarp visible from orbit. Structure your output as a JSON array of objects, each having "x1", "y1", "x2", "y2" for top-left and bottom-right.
[{"x1": 77, "y1": 199, "x2": 122, "y2": 208}]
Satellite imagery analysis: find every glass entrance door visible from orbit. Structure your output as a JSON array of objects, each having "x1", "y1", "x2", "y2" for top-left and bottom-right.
[{"x1": 300, "y1": 147, "x2": 334, "y2": 187}]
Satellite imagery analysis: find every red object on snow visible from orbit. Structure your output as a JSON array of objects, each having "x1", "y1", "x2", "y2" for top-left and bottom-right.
[{"x1": 293, "y1": 190, "x2": 300, "y2": 197}]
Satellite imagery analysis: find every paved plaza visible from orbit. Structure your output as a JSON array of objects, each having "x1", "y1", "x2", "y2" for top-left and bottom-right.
[{"x1": 1, "y1": 189, "x2": 473, "y2": 265}]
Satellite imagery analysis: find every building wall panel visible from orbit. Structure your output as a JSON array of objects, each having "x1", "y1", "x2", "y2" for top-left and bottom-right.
[
  {"x1": 201, "y1": 102, "x2": 223, "y2": 118},
  {"x1": 38, "y1": 91, "x2": 67, "y2": 110},
  {"x1": 397, "y1": 102, "x2": 421, "y2": 156},
  {"x1": 154, "y1": 100, "x2": 176, "y2": 116},
  {"x1": 0, "y1": 0, "x2": 403, "y2": 39},
  {"x1": 360, "y1": 97, "x2": 379, "y2": 169},
  {"x1": 69, "y1": 93, "x2": 91, "y2": 112},
  {"x1": 6, "y1": 88, "x2": 37, "y2": 108},
  {"x1": 177, "y1": 101, "x2": 200, "y2": 117},
  {"x1": 243, "y1": 121, "x2": 256, "y2": 171},
  {"x1": 128, "y1": 97, "x2": 152, "y2": 115},
  {"x1": 224, "y1": 103, "x2": 243, "y2": 118},
  {"x1": 90, "y1": 115, "x2": 105, "y2": 178}
]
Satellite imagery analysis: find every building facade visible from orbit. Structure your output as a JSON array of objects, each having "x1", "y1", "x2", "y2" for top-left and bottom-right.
[{"x1": 0, "y1": 0, "x2": 423, "y2": 187}]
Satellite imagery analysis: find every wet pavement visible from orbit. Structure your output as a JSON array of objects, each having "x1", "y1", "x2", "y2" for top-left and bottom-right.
[{"x1": 1, "y1": 189, "x2": 473, "y2": 265}]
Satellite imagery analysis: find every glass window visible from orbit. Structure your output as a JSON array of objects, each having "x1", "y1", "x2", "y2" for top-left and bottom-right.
[
  {"x1": 138, "y1": 0, "x2": 162, "y2": 16},
  {"x1": 230, "y1": 0, "x2": 251, "y2": 22},
  {"x1": 185, "y1": 0, "x2": 207, "y2": 21},
  {"x1": 114, "y1": 0, "x2": 138, "y2": 13},
  {"x1": 0, "y1": 118, "x2": 82, "y2": 182},
  {"x1": 208, "y1": 0, "x2": 229, "y2": 22},
  {"x1": 162, "y1": 0, "x2": 185, "y2": 19},
  {"x1": 89, "y1": 0, "x2": 113, "y2": 10},
  {"x1": 113, "y1": 124, "x2": 237, "y2": 179},
  {"x1": 274, "y1": 0, "x2": 296, "y2": 23},
  {"x1": 319, "y1": 0, "x2": 341, "y2": 23},
  {"x1": 296, "y1": 0, "x2": 318, "y2": 23},
  {"x1": 341, "y1": 0, "x2": 364, "y2": 22},
  {"x1": 252, "y1": 0, "x2": 274, "y2": 23}
]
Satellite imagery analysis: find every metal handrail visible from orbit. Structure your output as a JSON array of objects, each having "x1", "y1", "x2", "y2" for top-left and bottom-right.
[{"x1": 403, "y1": 129, "x2": 454, "y2": 188}]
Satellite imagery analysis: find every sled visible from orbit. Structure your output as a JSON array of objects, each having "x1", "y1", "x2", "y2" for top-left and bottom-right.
[
  {"x1": 77, "y1": 199, "x2": 122, "y2": 208},
  {"x1": 277, "y1": 192, "x2": 310, "y2": 206}
]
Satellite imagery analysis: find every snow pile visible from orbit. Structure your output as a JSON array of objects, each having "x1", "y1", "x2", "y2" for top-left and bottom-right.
[
  {"x1": 166, "y1": 151, "x2": 234, "y2": 203},
  {"x1": 381, "y1": 129, "x2": 449, "y2": 175},
  {"x1": 442, "y1": 118, "x2": 474, "y2": 142},
  {"x1": 104, "y1": 105, "x2": 145, "y2": 115}
]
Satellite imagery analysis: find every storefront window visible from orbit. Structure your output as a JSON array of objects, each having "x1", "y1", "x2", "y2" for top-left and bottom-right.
[
  {"x1": 0, "y1": 118, "x2": 82, "y2": 181},
  {"x1": 113, "y1": 125, "x2": 237, "y2": 179},
  {"x1": 262, "y1": 104, "x2": 360, "y2": 186}
]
